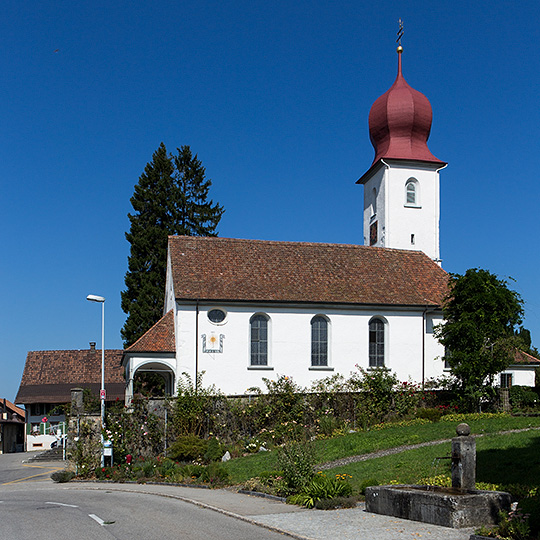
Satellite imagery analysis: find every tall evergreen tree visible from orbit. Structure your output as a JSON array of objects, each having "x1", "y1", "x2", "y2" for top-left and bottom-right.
[{"x1": 121, "y1": 143, "x2": 224, "y2": 346}]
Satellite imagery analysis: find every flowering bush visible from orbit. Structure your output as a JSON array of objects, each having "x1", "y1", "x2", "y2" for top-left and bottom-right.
[
  {"x1": 476, "y1": 507, "x2": 531, "y2": 540},
  {"x1": 440, "y1": 412, "x2": 511, "y2": 423}
]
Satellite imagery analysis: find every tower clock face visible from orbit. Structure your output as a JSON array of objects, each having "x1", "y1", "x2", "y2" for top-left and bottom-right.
[{"x1": 370, "y1": 221, "x2": 378, "y2": 246}]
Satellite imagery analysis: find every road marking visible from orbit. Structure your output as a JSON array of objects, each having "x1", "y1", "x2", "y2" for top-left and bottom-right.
[
  {"x1": 1, "y1": 466, "x2": 63, "y2": 486},
  {"x1": 89, "y1": 514, "x2": 105, "y2": 526},
  {"x1": 46, "y1": 502, "x2": 79, "y2": 508}
]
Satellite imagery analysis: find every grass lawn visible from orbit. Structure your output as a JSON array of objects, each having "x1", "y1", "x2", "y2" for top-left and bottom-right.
[
  {"x1": 223, "y1": 415, "x2": 540, "y2": 490},
  {"x1": 328, "y1": 430, "x2": 540, "y2": 493}
]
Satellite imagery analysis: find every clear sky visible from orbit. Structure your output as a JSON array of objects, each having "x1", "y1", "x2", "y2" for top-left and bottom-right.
[{"x1": 2, "y1": 1, "x2": 539, "y2": 402}]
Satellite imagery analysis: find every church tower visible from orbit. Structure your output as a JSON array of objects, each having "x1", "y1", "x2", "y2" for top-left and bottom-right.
[{"x1": 357, "y1": 44, "x2": 446, "y2": 263}]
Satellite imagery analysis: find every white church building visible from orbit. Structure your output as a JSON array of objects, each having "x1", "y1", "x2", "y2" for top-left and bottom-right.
[{"x1": 122, "y1": 44, "x2": 457, "y2": 399}]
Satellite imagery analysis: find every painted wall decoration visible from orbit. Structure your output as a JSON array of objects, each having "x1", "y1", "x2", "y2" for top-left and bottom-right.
[{"x1": 202, "y1": 332, "x2": 225, "y2": 353}]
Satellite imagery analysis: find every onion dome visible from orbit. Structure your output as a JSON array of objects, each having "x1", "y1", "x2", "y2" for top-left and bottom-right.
[{"x1": 368, "y1": 46, "x2": 444, "y2": 166}]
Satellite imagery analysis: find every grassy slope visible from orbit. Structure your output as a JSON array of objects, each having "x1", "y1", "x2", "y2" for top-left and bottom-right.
[
  {"x1": 224, "y1": 416, "x2": 540, "y2": 489},
  {"x1": 329, "y1": 430, "x2": 540, "y2": 493}
]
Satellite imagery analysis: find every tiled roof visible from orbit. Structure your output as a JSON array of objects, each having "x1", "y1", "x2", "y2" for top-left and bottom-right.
[
  {"x1": 125, "y1": 310, "x2": 175, "y2": 353},
  {"x1": 1, "y1": 398, "x2": 25, "y2": 420},
  {"x1": 513, "y1": 350, "x2": 540, "y2": 365},
  {"x1": 169, "y1": 236, "x2": 448, "y2": 306},
  {"x1": 15, "y1": 348, "x2": 125, "y2": 405}
]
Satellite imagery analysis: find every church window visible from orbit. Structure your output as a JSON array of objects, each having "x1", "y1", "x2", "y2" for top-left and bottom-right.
[
  {"x1": 250, "y1": 314, "x2": 268, "y2": 366},
  {"x1": 369, "y1": 318, "x2": 385, "y2": 367},
  {"x1": 370, "y1": 221, "x2": 378, "y2": 246},
  {"x1": 405, "y1": 179, "x2": 419, "y2": 207},
  {"x1": 208, "y1": 308, "x2": 226, "y2": 324},
  {"x1": 311, "y1": 315, "x2": 328, "y2": 366}
]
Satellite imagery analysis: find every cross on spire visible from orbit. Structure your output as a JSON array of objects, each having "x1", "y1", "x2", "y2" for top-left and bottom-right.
[{"x1": 396, "y1": 18, "x2": 404, "y2": 46}]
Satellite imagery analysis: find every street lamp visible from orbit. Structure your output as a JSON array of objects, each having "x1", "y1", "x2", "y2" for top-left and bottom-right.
[{"x1": 86, "y1": 294, "x2": 105, "y2": 467}]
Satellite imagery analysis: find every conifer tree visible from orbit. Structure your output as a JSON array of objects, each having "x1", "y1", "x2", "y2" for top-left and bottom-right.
[{"x1": 121, "y1": 143, "x2": 224, "y2": 346}]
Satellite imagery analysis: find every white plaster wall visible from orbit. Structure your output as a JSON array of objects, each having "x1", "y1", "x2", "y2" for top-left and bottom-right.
[
  {"x1": 385, "y1": 162, "x2": 441, "y2": 261},
  {"x1": 500, "y1": 367, "x2": 536, "y2": 387},
  {"x1": 362, "y1": 166, "x2": 386, "y2": 248},
  {"x1": 362, "y1": 161, "x2": 442, "y2": 261},
  {"x1": 164, "y1": 253, "x2": 176, "y2": 314},
  {"x1": 124, "y1": 353, "x2": 176, "y2": 402},
  {"x1": 175, "y1": 303, "x2": 445, "y2": 395},
  {"x1": 27, "y1": 434, "x2": 56, "y2": 450}
]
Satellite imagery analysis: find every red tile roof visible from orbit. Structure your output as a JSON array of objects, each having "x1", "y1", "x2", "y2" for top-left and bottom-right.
[
  {"x1": 513, "y1": 350, "x2": 540, "y2": 365},
  {"x1": 125, "y1": 310, "x2": 175, "y2": 353},
  {"x1": 1, "y1": 398, "x2": 25, "y2": 420},
  {"x1": 169, "y1": 236, "x2": 448, "y2": 306},
  {"x1": 15, "y1": 348, "x2": 125, "y2": 405}
]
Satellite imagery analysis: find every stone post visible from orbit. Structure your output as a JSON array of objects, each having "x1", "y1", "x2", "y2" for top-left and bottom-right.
[
  {"x1": 451, "y1": 423, "x2": 476, "y2": 491},
  {"x1": 71, "y1": 388, "x2": 84, "y2": 415}
]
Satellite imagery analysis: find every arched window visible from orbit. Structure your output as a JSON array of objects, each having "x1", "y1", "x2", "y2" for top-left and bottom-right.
[
  {"x1": 250, "y1": 314, "x2": 268, "y2": 366},
  {"x1": 405, "y1": 178, "x2": 419, "y2": 206},
  {"x1": 369, "y1": 318, "x2": 385, "y2": 367},
  {"x1": 311, "y1": 315, "x2": 328, "y2": 366}
]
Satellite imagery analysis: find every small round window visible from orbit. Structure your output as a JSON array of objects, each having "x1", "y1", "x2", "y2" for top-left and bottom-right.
[{"x1": 208, "y1": 309, "x2": 226, "y2": 324}]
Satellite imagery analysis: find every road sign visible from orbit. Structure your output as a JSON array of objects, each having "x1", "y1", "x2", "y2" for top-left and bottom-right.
[
  {"x1": 42, "y1": 417, "x2": 48, "y2": 423},
  {"x1": 100, "y1": 389, "x2": 106, "y2": 400}
]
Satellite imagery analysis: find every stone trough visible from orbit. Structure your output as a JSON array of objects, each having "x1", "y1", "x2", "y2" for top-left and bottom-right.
[
  {"x1": 365, "y1": 423, "x2": 512, "y2": 528},
  {"x1": 365, "y1": 484, "x2": 511, "y2": 528}
]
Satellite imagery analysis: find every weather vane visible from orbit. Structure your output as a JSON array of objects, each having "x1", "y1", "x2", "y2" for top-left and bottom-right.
[{"x1": 396, "y1": 18, "x2": 404, "y2": 47}]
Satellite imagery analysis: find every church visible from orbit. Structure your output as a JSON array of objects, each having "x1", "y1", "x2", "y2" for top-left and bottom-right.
[{"x1": 122, "y1": 44, "x2": 451, "y2": 399}]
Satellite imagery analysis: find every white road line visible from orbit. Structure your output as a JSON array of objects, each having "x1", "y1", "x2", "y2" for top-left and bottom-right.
[
  {"x1": 45, "y1": 501, "x2": 79, "y2": 508},
  {"x1": 89, "y1": 514, "x2": 105, "y2": 526}
]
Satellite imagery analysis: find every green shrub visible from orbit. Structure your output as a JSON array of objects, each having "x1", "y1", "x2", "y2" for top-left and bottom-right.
[
  {"x1": 168, "y1": 435, "x2": 208, "y2": 462},
  {"x1": 358, "y1": 477, "x2": 380, "y2": 495},
  {"x1": 182, "y1": 463, "x2": 205, "y2": 480},
  {"x1": 317, "y1": 413, "x2": 344, "y2": 437},
  {"x1": 287, "y1": 473, "x2": 353, "y2": 508},
  {"x1": 204, "y1": 437, "x2": 224, "y2": 462},
  {"x1": 277, "y1": 440, "x2": 316, "y2": 491},
  {"x1": 415, "y1": 408, "x2": 442, "y2": 422},
  {"x1": 518, "y1": 496, "x2": 540, "y2": 536},
  {"x1": 172, "y1": 372, "x2": 221, "y2": 438},
  {"x1": 51, "y1": 470, "x2": 75, "y2": 483},
  {"x1": 510, "y1": 386, "x2": 539, "y2": 409},
  {"x1": 476, "y1": 509, "x2": 531, "y2": 540},
  {"x1": 199, "y1": 462, "x2": 230, "y2": 486}
]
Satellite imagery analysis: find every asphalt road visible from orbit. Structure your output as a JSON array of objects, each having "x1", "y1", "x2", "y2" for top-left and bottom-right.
[
  {"x1": 0, "y1": 452, "x2": 64, "y2": 486},
  {"x1": 0, "y1": 484, "x2": 291, "y2": 540}
]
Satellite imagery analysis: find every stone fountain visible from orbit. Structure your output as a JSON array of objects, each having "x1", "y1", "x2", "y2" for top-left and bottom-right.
[{"x1": 365, "y1": 423, "x2": 511, "y2": 528}]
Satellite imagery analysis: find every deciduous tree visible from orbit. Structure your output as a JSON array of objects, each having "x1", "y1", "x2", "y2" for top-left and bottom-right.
[{"x1": 435, "y1": 268, "x2": 524, "y2": 410}]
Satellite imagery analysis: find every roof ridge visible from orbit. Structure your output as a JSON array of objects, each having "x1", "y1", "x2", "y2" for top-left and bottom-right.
[
  {"x1": 27, "y1": 349, "x2": 124, "y2": 354},
  {"x1": 169, "y1": 235, "x2": 433, "y2": 256}
]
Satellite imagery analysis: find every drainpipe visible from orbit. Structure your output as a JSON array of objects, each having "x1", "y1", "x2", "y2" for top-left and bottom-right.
[
  {"x1": 195, "y1": 300, "x2": 199, "y2": 393},
  {"x1": 422, "y1": 307, "x2": 428, "y2": 390}
]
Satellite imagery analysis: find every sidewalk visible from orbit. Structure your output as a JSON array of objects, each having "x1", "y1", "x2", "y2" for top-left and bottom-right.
[{"x1": 64, "y1": 481, "x2": 476, "y2": 540}]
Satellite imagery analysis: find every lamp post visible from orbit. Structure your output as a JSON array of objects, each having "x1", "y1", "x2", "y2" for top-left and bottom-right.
[{"x1": 86, "y1": 294, "x2": 105, "y2": 467}]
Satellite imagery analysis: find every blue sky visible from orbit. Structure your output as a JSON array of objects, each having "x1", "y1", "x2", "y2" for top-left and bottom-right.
[{"x1": 2, "y1": 1, "x2": 539, "y2": 402}]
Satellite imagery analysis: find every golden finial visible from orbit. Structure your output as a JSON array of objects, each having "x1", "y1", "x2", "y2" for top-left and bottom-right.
[{"x1": 396, "y1": 18, "x2": 404, "y2": 53}]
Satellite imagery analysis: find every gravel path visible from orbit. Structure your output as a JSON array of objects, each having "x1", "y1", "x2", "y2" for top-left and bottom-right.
[{"x1": 317, "y1": 426, "x2": 540, "y2": 470}]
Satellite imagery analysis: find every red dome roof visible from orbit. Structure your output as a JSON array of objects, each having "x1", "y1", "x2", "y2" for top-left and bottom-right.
[{"x1": 368, "y1": 50, "x2": 444, "y2": 166}]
